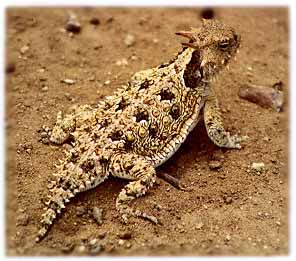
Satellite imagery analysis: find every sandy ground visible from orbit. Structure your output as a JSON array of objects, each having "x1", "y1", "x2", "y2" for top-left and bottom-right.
[{"x1": 6, "y1": 7, "x2": 289, "y2": 256}]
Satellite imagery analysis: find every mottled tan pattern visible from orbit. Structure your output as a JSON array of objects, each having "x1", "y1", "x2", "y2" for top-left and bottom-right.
[{"x1": 36, "y1": 19, "x2": 241, "y2": 242}]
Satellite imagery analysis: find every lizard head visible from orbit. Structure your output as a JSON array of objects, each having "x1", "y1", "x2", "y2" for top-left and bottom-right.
[{"x1": 176, "y1": 19, "x2": 240, "y2": 81}]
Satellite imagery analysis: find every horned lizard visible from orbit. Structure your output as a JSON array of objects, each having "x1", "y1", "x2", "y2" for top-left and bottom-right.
[{"x1": 36, "y1": 19, "x2": 241, "y2": 242}]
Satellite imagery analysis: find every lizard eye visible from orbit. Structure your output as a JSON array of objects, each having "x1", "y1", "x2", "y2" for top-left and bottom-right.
[{"x1": 218, "y1": 39, "x2": 230, "y2": 50}]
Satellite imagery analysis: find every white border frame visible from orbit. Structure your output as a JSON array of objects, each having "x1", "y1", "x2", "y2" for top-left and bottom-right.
[{"x1": 0, "y1": 1, "x2": 294, "y2": 260}]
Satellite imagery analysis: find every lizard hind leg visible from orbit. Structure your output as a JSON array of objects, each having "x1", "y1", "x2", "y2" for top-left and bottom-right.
[
  {"x1": 204, "y1": 95, "x2": 241, "y2": 149},
  {"x1": 110, "y1": 153, "x2": 158, "y2": 224}
]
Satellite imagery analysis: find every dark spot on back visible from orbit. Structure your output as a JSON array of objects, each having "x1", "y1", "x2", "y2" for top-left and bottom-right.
[
  {"x1": 58, "y1": 176, "x2": 65, "y2": 183},
  {"x1": 83, "y1": 126, "x2": 90, "y2": 132},
  {"x1": 99, "y1": 118, "x2": 111, "y2": 128},
  {"x1": 81, "y1": 159, "x2": 95, "y2": 171},
  {"x1": 158, "y1": 63, "x2": 170, "y2": 69},
  {"x1": 124, "y1": 140, "x2": 133, "y2": 151},
  {"x1": 62, "y1": 180, "x2": 72, "y2": 190},
  {"x1": 125, "y1": 163, "x2": 134, "y2": 172},
  {"x1": 159, "y1": 88, "x2": 175, "y2": 101},
  {"x1": 174, "y1": 63, "x2": 180, "y2": 73},
  {"x1": 91, "y1": 131, "x2": 100, "y2": 141},
  {"x1": 99, "y1": 157, "x2": 108, "y2": 165},
  {"x1": 70, "y1": 151, "x2": 79, "y2": 163},
  {"x1": 108, "y1": 129, "x2": 123, "y2": 141},
  {"x1": 171, "y1": 133, "x2": 178, "y2": 139},
  {"x1": 135, "y1": 109, "x2": 149, "y2": 122},
  {"x1": 139, "y1": 79, "x2": 154, "y2": 90},
  {"x1": 170, "y1": 104, "x2": 181, "y2": 120},
  {"x1": 148, "y1": 122, "x2": 158, "y2": 137}
]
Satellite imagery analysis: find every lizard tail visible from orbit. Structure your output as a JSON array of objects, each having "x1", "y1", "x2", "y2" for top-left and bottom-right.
[{"x1": 35, "y1": 186, "x2": 75, "y2": 242}]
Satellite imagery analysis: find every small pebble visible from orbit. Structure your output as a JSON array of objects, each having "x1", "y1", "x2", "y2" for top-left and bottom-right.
[
  {"x1": 251, "y1": 162, "x2": 265, "y2": 173},
  {"x1": 39, "y1": 77, "x2": 47, "y2": 82},
  {"x1": 124, "y1": 34, "x2": 136, "y2": 47},
  {"x1": 61, "y1": 79, "x2": 76, "y2": 85},
  {"x1": 20, "y1": 45, "x2": 30, "y2": 54},
  {"x1": 42, "y1": 125, "x2": 50, "y2": 132},
  {"x1": 118, "y1": 239, "x2": 125, "y2": 246},
  {"x1": 40, "y1": 132, "x2": 48, "y2": 138},
  {"x1": 125, "y1": 242, "x2": 132, "y2": 249},
  {"x1": 225, "y1": 234, "x2": 231, "y2": 241},
  {"x1": 94, "y1": 44, "x2": 103, "y2": 50},
  {"x1": 64, "y1": 92, "x2": 72, "y2": 100},
  {"x1": 115, "y1": 58, "x2": 128, "y2": 66},
  {"x1": 76, "y1": 245, "x2": 86, "y2": 253},
  {"x1": 208, "y1": 160, "x2": 222, "y2": 170},
  {"x1": 89, "y1": 238, "x2": 98, "y2": 246},
  {"x1": 153, "y1": 38, "x2": 159, "y2": 44},
  {"x1": 118, "y1": 231, "x2": 132, "y2": 240},
  {"x1": 131, "y1": 55, "x2": 138, "y2": 61},
  {"x1": 154, "y1": 203, "x2": 162, "y2": 211},
  {"x1": 98, "y1": 231, "x2": 107, "y2": 239},
  {"x1": 21, "y1": 143, "x2": 33, "y2": 151},
  {"x1": 89, "y1": 75, "x2": 96, "y2": 81},
  {"x1": 90, "y1": 17, "x2": 100, "y2": 25},
  {"x1": 76, "y1": 206, "x2": 87, "y2": 216},
  {"x1": 62, "y1": 144, "x2": 73, "y2": 151},
  {"x1": 104, "y1": 80, "x2": 111, "y2": 85},
  {"x1": 225, "y1": 196, "x2": 233, "y2": 204},
  {"x1": 239, "y1": 83, "x2": 284, "y2": 112},
  {"x1": 41, "y1": 86, "x2": 49, "y2": 92},
  {"x1": 92, "y1": 207, "x2": 103, "y2": 225},
  {"x1": 65, "y1": 13, "x2": 81, "y2": 33},
  {"x1": 41, "y1": 137, "x2": 50, "y2": 144}
]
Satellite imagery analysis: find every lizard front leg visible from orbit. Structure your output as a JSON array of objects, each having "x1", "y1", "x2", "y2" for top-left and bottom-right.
[
  {"x1": 109, "y1": 153, "x2": 158, "y2": 224},
  {"x1": 204, "y1": 95, "x2": 241, "y2": 149}
]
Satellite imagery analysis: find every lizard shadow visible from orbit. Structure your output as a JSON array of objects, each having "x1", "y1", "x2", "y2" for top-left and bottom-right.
[{"x1": 157, "y1": 119, "x2": 219, "y2": 180}]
